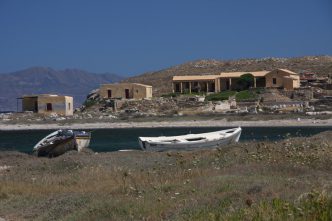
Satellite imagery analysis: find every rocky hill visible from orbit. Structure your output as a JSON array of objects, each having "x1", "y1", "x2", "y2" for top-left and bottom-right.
[
  {"x1": 123, "y1": 56, "x2": 332, "y2": 96},
  {"x1": 0, "y1": 67, "x2": 123, "y2": 111}
]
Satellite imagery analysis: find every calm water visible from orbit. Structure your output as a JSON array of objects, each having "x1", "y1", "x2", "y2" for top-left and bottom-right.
[{"x1": 0, "y1": 126, "x2": 331, "y2": 153}]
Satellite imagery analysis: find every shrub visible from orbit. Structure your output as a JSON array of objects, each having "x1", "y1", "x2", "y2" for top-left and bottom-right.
[
  {"x1": 205, "y1": 91, "x2": 236, "y2": 101},
  {"x1": 83, "y1": 99, "x2": 97, "y2": 108},
  {"x1": 235, "y1": 90, "x2": 258, "y2": 101},
  {"x1": 236, "y1": 73, "x2": 254, "y2": 90}
]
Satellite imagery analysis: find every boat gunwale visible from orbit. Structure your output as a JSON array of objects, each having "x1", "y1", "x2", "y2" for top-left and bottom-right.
[{"x1": 139, "y1": 127, "x2": 241, "y2": 147}]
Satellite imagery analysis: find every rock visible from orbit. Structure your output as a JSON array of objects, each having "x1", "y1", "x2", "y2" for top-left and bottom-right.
[
  {"x1": 56, "y1": 117, "x2": 66, "y2": 121},
  {"x1": 49, "y1": 113, "x2": 58, "y2": 118}
]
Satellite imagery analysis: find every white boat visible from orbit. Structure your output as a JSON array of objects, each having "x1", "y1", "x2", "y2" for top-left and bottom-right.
[
  {"x1": 33, "y1": 130, "x2": 91, "y2": 157},
  {"x1": 74, "y1": 131, "x2": 91, "y2": 152},
  {"x1": 138, "y1": 127, "x2": 241, "y2": 151}
]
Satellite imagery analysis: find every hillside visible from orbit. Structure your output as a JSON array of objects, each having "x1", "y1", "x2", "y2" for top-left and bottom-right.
[
  {"x1": 123, "y1": 56, "x2": 332, "y2": 95},
  {"x1": 0, "y1": 67, "x2": 123, "y2": 111}
]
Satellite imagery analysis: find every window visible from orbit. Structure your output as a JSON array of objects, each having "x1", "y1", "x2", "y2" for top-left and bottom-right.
[
  {"x1": 46, "y1": 103, "x2": 53, "y2": 111},
  {"x1": 273, "y1": 78, "x2": 277, "y2": 85},
  {"x1": 68, "y1": 103, "x2": 71, "y2": 110}
]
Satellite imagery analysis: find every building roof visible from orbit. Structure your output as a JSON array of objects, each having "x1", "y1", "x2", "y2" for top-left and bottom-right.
[
  {"x1": 173, "y1": 75, "x2": 220, "y2": 81},
  {"x1": 132, "y1": 83, "x2": 152, "y2": 87},
  {"x1": 276, "y1": 69, "x2": 299, "y2": 75},
  {"x1": 219, "y1": 71, "x2": 269, "y2": 78},
  {"x1": 172, "y1": 69, "x2": 299, "y2": 82},
  {"x1": 101, "y1": 83, "x2": 152, "y2": 87},
  {"x1": 19, "y1": 94, "x2": 71, "y2": 99}
]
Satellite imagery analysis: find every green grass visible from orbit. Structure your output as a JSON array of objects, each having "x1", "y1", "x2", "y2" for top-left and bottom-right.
[
  {"x1": 205, "y1": 90, "x2": 259, "y2": 101},
  {"x1": 205, "y1": 91, "x2": 236, "y2": 101},
  {"x1": 235, "y1": 90, "x2": 258, "y2": 101},
  {"x1": 229, "y1": 192, "x2": 332, "y2": 221}
]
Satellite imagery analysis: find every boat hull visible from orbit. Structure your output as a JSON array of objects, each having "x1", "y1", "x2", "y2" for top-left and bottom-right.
[
  {"x1": 33, "y1": 136, "x2": 77, "y2": 157},
  {"x1": 75, "y1": 136, "x2": 91, "y2": 152},
  {"x1": 33, "y1": 130, "x2": 91, "y2": 157},
  {"x1": 139, "y1": 127, "x2": 241, "y2": 151}
]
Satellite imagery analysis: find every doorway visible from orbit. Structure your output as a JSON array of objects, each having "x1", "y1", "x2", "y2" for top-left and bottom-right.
[
  {"x1": 107, "y1": 90, "x2": 112, "y2": 98},
  {"x1": 125, "y1": 89, "x2": 130, "y2": 99},
  {"x1": 46, "y1": 103, "x2": 53, "y2": 111},
  {"x1": 34, "y1": 101, "x2": 38, "y2": 112}
]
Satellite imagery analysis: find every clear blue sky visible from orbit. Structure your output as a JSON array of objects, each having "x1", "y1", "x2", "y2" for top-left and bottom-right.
[{"x1": 0, "y1": 0, "x2": 331, "y2": 76}]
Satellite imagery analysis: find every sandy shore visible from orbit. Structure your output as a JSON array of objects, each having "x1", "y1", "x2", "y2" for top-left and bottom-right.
[{"x1": 0, "y1": 118, "x2": 331, "y2": 130}]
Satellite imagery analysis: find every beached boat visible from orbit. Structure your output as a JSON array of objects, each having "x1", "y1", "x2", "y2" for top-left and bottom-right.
[
  {"x1": 33, "y1": 130, "x2": 91, "y2": 157},
  {"x1": 138, "y1": 127, "x2": 242, "y2": 151},
  {"x1": 74, "y1": 131, "x2": 92, "y2": 152}
]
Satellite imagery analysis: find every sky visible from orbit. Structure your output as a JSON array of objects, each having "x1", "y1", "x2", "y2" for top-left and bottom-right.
[{"x1": 0, "y1": 0, "x2": 331, "y2": 76}]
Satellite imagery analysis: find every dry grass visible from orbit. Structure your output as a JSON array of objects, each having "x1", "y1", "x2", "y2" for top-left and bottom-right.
[{"x1": 0, "y1": 132, "x2": 332, "y2": 220}]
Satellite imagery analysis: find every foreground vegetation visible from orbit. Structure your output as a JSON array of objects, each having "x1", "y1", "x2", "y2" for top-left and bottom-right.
[{"x1": 0, "y1": 132, "x2": 332, "y2": 220}]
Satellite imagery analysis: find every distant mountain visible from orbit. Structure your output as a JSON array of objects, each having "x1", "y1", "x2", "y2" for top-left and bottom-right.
[
  {"x1": 0, "y1": 67, "x2": 123, "y2": 111},
  {"x1": 122, "y1": 55, "x2": 332, "y2": 96}
]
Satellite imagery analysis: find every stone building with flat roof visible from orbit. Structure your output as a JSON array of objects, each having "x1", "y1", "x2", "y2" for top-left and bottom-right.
[
  {"x1": 19, "y1": 94, "x2": 73, "y2": 116},
  {"x1": 99, "y1": 83, "x2": 152, "y2": 99},
  {"x1": 172, "y1": 69, "x2": 300, "y2": 93}
]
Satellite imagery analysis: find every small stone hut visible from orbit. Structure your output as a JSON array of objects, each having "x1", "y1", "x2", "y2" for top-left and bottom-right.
[
  {"x1": 99, "y1": 83, "x2": 152, "y2": 99},
  {"x1": 19, "y1": 94, "x2": 73, "y2": 116}
]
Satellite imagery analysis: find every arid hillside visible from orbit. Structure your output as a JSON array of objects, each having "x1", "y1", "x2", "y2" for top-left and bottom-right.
[{"x1": 122, "y1": 56, "x2": 332, "y2": 95}]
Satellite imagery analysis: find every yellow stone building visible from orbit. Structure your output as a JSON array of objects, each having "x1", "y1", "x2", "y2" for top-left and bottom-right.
[
  {"x1": 20, "y1": 94, "x2": 73, "y2": 116},
  {"x1": 99, "y1": 83, "x2": 152, "y2": 99},
  {"x1": 172, "y1": 69, "x2": 300, "y2": 93}
]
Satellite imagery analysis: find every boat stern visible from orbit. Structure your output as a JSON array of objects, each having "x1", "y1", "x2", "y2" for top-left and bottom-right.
[
  {"x1": 74, "y1": 131, "x2": 91, "y2": 152},
  {"x1": 138, "y1": 137, "x2": 147, "y2": 150},
  {"x1": 233, "y1": 127, "x2": 242, "y2": 142}
]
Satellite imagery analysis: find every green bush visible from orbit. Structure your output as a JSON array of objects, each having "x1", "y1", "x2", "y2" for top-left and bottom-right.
[
  {"x1": 83, "y1": 99, "x2": 97, "y2": 108},
  {"x1": 205, "y1": 91, "x2": 236, "y2": 101},
  {"x1": 235, "y1": 90, "x2": 258, "y2": 101},
  {"x1": 236, "y1": 73, "x2": 254, "y2": 90}
]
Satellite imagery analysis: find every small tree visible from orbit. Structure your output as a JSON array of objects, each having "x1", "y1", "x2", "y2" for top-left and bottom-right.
[{"x1": 236, "y1": 73, "x2": 254, "y2": 91}]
